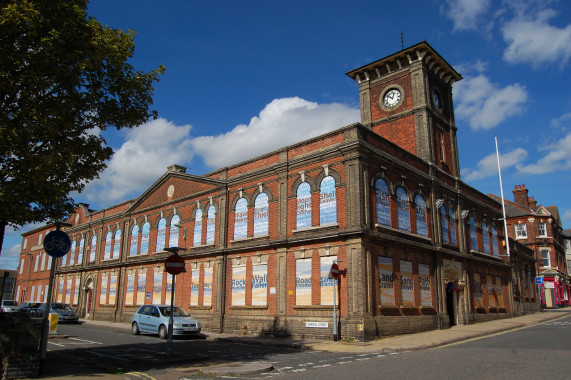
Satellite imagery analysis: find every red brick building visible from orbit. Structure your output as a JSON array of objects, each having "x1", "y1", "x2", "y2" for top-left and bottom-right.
[
  {"x1": 490, "y1": 185, "x2": 569, "y2": 308},
  {"x1": 15, "y1": 42, "x2": 539, "y2": 341}
]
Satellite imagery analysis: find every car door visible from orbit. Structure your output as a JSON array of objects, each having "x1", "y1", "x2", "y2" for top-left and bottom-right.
[
  {"x1": 137, "y1": 305, "x2": 152, "y2": 332},
  {"x1": 146, "y1": 305, "x2": 161, "y2": 333}
]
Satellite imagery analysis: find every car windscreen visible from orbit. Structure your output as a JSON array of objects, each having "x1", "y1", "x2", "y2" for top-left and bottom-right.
[
  {"x1": 3, "y1": 301, "x2": 18, "y2": 306},
  {"x1": 158, "y1": 306, "x2": 189, "y2": 317},
  {"x1": 52, "y1": 304, "x2": 73, "y2": 311}
]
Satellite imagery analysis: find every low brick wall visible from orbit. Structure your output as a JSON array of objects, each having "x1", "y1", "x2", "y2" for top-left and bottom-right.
[{"x1": 0, "y1": 313, "x2": 43, "y2": 379}]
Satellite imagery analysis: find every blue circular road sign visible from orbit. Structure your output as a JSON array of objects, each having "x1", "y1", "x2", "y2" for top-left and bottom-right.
[{"x1": 43, "y1": 230, "x2": 71, "y2": 258}]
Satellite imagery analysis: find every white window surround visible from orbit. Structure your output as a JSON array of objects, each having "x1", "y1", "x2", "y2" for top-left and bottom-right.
[
  {"x1": 538, "y1": 222, "x2": 547, "y2": 237},
  {"x1": 540, "y1": 248, "x2": 551, "y2": 267},
  {"x1": 515, "y1": 223, "x2": 527, "y2": 239}
]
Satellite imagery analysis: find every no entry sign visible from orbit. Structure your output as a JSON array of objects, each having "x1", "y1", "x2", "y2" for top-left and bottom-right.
[
  {"x1": 165, "y1": 254, "x2": 185, "y2": 275},
  {"x1": 330, "y1": 263, "x2": 339, "y2": 279}
]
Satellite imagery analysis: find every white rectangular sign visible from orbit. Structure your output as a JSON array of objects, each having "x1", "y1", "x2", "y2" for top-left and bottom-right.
[{"x1": 306, "y1": 322, "x2": 329, "y2": 328}]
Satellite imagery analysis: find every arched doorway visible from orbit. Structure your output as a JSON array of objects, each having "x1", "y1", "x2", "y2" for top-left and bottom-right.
[
  {"x1": 446, "y1": 282, "x2": 457, "y2": 326},
  {"x1": 84, "y1": 278, "x2": 94, "y2": 317}
]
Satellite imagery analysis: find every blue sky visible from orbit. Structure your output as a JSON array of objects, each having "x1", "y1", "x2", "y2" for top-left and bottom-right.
[{"x1": 2, "y1": 0, "x2": 570, "y2": 270}]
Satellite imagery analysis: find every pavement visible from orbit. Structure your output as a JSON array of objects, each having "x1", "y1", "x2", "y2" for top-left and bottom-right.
[{"x1": 37, "y1": 307, "x2": 571, "y2": 379}]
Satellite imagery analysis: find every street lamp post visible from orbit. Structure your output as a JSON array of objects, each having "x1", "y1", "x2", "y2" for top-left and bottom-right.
[{"x1": 163, "y1": 246, "x2": 186, "y2": 356}]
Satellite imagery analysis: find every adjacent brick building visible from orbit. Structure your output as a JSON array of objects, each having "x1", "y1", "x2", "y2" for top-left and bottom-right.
[{"x1": 15, "y1": 42, "x2": 540, "y2": 341}]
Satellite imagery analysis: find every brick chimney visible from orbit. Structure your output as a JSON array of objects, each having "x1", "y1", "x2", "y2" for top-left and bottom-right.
[
  {"x1": 528, "y1": 196, "x2": 537, "y2": 209},
  {"x1": 512, "y1": 184, "x2": 529, "y2": 207}
]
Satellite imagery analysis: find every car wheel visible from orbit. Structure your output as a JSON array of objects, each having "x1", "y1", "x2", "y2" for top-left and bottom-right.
[
  {"x1": 159, "y1": 325, "x2": 168, "y2": 339},
  {"x1": 132, "y1": 322, "x2": 140, "y2": 335}
]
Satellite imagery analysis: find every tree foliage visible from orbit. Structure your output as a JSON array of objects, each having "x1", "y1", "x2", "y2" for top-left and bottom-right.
[{"x1": 0, "y1": 0, "x2": 164, "y2": 252}]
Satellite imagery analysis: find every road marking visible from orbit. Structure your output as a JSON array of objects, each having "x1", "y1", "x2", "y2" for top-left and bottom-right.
[
  {"x1": 47, "y1": 341, "x2": 65, "y2": 347},
  {"x1": 69, "y1": 338, "x2": 103, "y2": 344},
  {"x1": 124, "y1": 372, "x2": 157, "y2": 379},
  {"x1": 291, "y1": 369, "x2": 307, "y2": 372},
  {"x1": 313, "y1": 364, "x2": 332, "y2": 368},
  {"x1": 87, "y1": 350, "x2": 130, "y2": 361}
]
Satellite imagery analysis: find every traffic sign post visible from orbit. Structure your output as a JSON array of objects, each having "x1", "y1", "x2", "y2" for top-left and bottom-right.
[
  {"x1": 40, "y1": 222, "x2": 71, "y2": 375},
  {"x1": 329, "y1": 261, "x2": 342, "y2": 342},
  {"x1": 163, "y1": 247, "x2": 187, "y2": 356}
]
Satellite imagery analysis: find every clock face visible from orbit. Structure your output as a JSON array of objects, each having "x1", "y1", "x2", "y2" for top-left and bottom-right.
[
  {"x1": 432, "y1": 89, "x2": 441, "y2": 109},
  {"x1": 383, "y1": 88, "x2": 401, "y2": 108}
]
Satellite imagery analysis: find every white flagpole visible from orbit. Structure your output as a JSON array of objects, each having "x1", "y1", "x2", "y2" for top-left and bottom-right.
[{"x1": 495, "y1": 135, "x2": 510, "y2": 258}]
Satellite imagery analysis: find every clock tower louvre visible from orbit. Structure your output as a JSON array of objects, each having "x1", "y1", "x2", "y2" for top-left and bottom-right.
[{"x1": 346, "y1": 41, "x2": 463, "y2": 177}]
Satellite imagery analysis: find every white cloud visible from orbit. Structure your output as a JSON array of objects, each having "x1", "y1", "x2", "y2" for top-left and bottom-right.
[
  {"x1": 454, "y1": 73, "x2": 528, "y2": 130},
  {"x1": 0, "y1": 241, "x2": 22, "y2": 271},
  {"x1": 189, "y1": 97, "x2": 359, "y2": 169},
  {"x1": 551, "y1": 112, "x2": 571, "y2": 129},
  {"x1": 516, "y1": 132, "x2": 571, "y2": 174},
  {"x1": 445, "y1": 0, "x2": 491, "y2": 32},
  {"x1": 502, "y1": 9, "x2": 571, "y2": 68},
  {"x1": 80, "y1": 118, "x2": 194, "y2": 204},
  {"x1": 462, "y1": 148, "x2": 528, "y2": 181},
  {"x1": 563, "y1": 210, "x2": 571, "y2": 224}
]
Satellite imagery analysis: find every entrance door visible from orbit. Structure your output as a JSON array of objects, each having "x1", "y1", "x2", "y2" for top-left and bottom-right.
[
  {"x1": 86, "y1": 289, "x2": 93, "y2": 316},
  {"x1": 446, "y1": 282, "x2": 457, "y2": 326}
]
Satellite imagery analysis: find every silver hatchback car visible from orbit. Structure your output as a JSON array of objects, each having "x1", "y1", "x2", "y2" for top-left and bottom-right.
[{"x1": 131, "y1": 304, "x2": 201, "y2": 339}]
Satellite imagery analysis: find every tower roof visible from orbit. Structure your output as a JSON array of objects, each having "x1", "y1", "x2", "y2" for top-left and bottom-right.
[{"x1": 345, "y1": 41, "x2": 462, "y2": 85}]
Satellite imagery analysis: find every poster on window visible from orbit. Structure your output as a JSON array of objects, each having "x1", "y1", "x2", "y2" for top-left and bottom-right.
[
  {"x1": 136, "y1": 273, "x2": 146, "y2": 305},
  {"x1": 113, "y1": 230, "x2": 121, "y2": 258},
  {"x1": 415, "y1": 196, "x2": 427, "y2": 236},
  {"x1": 100, "y1": 275, "x2": 107, "y2": 305},
  {"x1": 473, "y1": 273, "x2": 483, "y2": 307},
  {"x1": 58, "y1": 278, "x2": 64, "y2": 302},
  {"x1": 496, "y1": 276, "x2": 503, "y2": 307},
  {"x1": 320, "y1": 176, "x2": 337, "y2": 225},
  {"x1": 320, "y1": 256, "x2": 336, "y2": 305},
  {"x1": 89, "y1": 235, "x2": 97, "y2": 262},
  {"x1": 203, "y1": 266, "x2": 213, "y2": 307},
  {"x1": 396, "y1": 188, "x2": 410, "y2": 232},
  {"x1": 194, "y1": 210, "x2": 202, "y2": 246},
  {"x1": 443, "y1": 259, "x2": 462, "y2": 281},
  {"x1": 487, "y1": 275, "x2": 495, "y2": 307},
  {"x1": 400, "y1": 260, "x2": 414, "y2": 306},
  {"x1": 130, "y1": 226, "x2": 139, "y2": 256},
  {"x1": 104, "y1": 233, "x2": 112, "y2": 260},
  {"x1": 78, "y1": 238, "x2": 84, "y2": 264},
  {"x1": 375, "y1": 179, "x2": 391, "y2": 226},
  {"x1": 296, "y1": 182, "x2": 312, "y2": 229},
  {"x1": 153, "y1": 272, "x2": 162, "y2": 304},
  {"x1": 419, "y1": 264, "x2": 432, "y2": 306},
  {"x1": 190, "y1": 269, "x2": 200, "y2": 306},
  {"x1": 378, "y1": 256, "x2": 394, "y2": 305},
  {"x1": 254, "y1": 193, "x2": 269, "y2": 236},
  {"x1": 252, "y1": 264, "x2": 268, "y2": 306},
  {"x1": 125, "y1": 274, "x2": 134, "y2": 305},
  {"x1": 165, "y1": 275, "x2": 173, "y2": 301},
  {"x1": 65, "y1": 278, "x2": 72, "y2": 304},
  {"x1": 169, "y1": 215, "x2": 180, "y2": 248},
  {"x1": 234, "y1": 199, "x2": 248, "y2": 240},
  {"x1": 109, "y1": 275, "x2": 117, "y2": 305},
  {"x1": 296, "y1": 258, "x2": 312, "y2": 305},
  {"x1": 232, "y1": 265, "x2": 246, "y2": 306},
  {"x1": 73, "y1": 277, "x2": 80, "y2": 305}
]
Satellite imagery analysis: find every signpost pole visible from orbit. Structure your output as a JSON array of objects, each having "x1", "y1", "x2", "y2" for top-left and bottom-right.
[
  {"x1": 164, "y1": 246, "x2": 187, "y2": 356},
  {"x1": 333, "y1": 276, "x2": 337, "y2": 342}
]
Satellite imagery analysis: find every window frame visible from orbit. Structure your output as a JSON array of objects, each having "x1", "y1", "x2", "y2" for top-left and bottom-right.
[{"x1": 515, "y1": 223, "x2": 527, "y2": 239}]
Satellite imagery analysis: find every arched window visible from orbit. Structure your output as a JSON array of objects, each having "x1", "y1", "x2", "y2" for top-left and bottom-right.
[
  {"x1": 89, "y1": 234, "x2": 97, "y2": 262},
  {"x1": 156, "y1": 218, "x2": 167, "y2": 252},
  {"x1": 141, "y1": 222, "x2": 150, "y2": 255},
  {"x1": 206, "y1": 205, "x2": 215, "y2": 244},
  {"x1": 375, "y1": 178, "x2": 391, "y2": 226},
  {"x1": 491, "y1": 226, "x2": 499, "y2": 256},
  {"x1": 234, "y1": 198, "x2": 248, "y2": 240},
  {"x1": 113, "y1": 230, "x2": 121, "y2": 258},
  {"x1": 254, "y1": 193, "x2": 269, "y2": 236},
  {"x1": 169, "y1": 215, "x2": 180, "y2": 248},
  {"x1": 440, "y1": 205, "x2": 449, "y2": 243},
  {"x1": 469, "y1": 217, "x2": 478, "y2": 251},
  {"x1": 482, "y1": 222, "x2": 490, "y2": 254},
  {"x1": 104, "y1": 231, "x2": 112, "y2": 260},
  {"x1": 193, "y1": 209, "x2": 203, "y2": 247},
  {"x1": 130, "y1": 225, "x2": 139, "y2": 256},
  {"x1": 77, "y1": 238, "x2": 84, "y2": 265},
  {"x1": 396, "y1": 187, "x2": 410, "y2": 232},
  {"x1": 449, "y1": 208, "x2": 457, "y2": 245},
  {"x1": 415, "y1": 194, "x2": 427, "y2": 236},
  {"x1": 69, "y1": 240, "x2": 76, "y2": 266},
  {"x1": 320, "y1": 176, "x2": 337, "y2": 225},
  {"x1": 296, "y1": 182, "x2": 312, "y2": 229}
]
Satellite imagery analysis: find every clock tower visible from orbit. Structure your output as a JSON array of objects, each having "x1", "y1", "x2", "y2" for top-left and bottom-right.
[{"x1": 346, "y1": 41, "x2": 462, "y2": 177}]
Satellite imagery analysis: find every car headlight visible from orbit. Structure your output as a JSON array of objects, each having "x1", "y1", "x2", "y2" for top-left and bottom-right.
[{"x1": 173, "y1": 323, "x2": 182, "y2": 328}]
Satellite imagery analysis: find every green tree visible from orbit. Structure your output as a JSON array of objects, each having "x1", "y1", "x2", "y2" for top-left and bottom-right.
[{"x1": 0, "y1": 0, "x2": 165, "y2": 254}]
